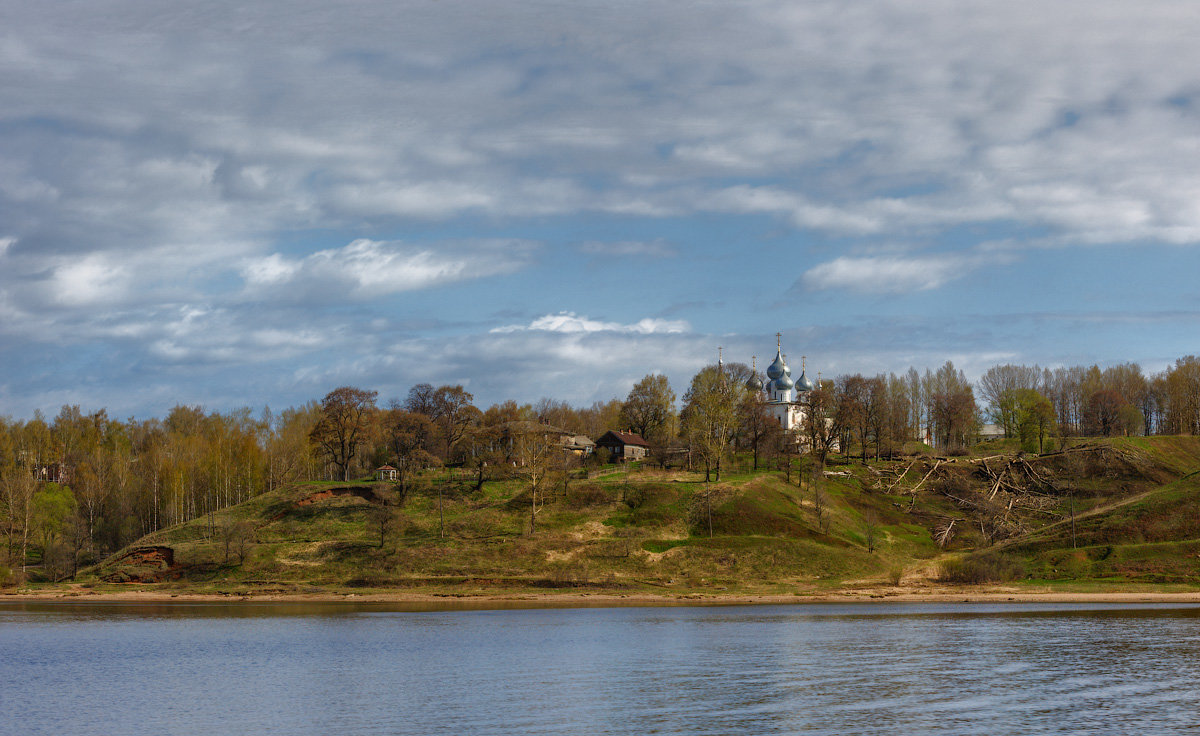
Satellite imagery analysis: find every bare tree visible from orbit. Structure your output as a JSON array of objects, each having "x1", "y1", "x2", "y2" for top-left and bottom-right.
[
  {"x1": 863, "y1": 511, "x2": 879, "y2": 553},
  {"x1": 221, "y1": 518, "x2": 255, "y2": 563},
  {"x1": 512, "y1": 428, "x2": 564, "y2": 534},
  {"x1": 926, "y1": 362, "x2": 978, "y2": 450}
]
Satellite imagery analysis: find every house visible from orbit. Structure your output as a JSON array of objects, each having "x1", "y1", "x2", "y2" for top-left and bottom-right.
[
  {"x1": 563, "y1": 434, "x2": 596, "y2": 457},
  {"x1": 489, "y1": 421, "x2": 593, "y2": 462},
  {"x1": 375, "y1": 465, "x2": 398, "y2": 481},
  {"x1": 595, "y1": 430, "x2": 651, "y2": 462}
]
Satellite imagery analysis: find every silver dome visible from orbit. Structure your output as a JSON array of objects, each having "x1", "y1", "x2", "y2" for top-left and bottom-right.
[{"x1": 765, "y1": 350, "x2": 787, "y2": 380}]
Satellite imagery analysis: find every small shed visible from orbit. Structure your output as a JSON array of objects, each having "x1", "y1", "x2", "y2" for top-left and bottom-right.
[
  {"x1": 595, "y1": 431, "x2": 651, "y2": 462},
  {"x1": 375, "y1": 465, "x2": 398, "y2": 481}
]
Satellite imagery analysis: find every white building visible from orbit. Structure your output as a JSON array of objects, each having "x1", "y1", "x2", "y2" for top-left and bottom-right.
[{"x1": 745, "y1": 333, "x2": 817, "y2": 432}]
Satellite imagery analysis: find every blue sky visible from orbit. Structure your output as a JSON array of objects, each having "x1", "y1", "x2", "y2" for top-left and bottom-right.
[{"x1": 3, "y1": 1, "x2": 1200, "y2": 418}]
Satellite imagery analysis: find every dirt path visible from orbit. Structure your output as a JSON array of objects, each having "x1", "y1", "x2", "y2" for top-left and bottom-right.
[{"x1": 992, "y1": 479, "x2": 1192, "y2": 551}]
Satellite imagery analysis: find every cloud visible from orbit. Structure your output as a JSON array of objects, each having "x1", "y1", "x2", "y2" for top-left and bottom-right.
[
  {"x1": 491, "y1": 311, "x2": 690, "y2": 335},
  {"x1": 6, "y1": 0, "x2": 1200, "y2": 251},
  {"x1": 241, "y1": 238, "x2": 539, "y2": 298},
  {"x1": 5, "y1": 1, "x2": 1200, "y2": 419},
  {"x1": 800, "y1": 253, "x2": 996, "y2": 294},
  {"x1": 577, "y1": 240, "x2": 678, "y2": 258},
  {"x1": 49, "y1": 254, "x2": 133, "y2": 307}
]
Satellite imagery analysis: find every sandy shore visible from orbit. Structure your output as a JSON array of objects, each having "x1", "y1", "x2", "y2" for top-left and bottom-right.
[{"x1": 7, "y1": 585, "x2": 1200, "y2": 608}]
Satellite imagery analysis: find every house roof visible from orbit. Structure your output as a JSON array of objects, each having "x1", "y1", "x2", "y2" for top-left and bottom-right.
[
  {"x1": 596, "y1": 430, "x2": 650, "y2": 447},
  {"x1": 376, "y1": 465, "x2": 397, "y2": 471}
]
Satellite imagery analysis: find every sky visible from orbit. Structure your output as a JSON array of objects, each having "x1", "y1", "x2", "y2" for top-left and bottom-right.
[{"x1": 3, "y1": 0, "x2": 1200, "y2": 419}]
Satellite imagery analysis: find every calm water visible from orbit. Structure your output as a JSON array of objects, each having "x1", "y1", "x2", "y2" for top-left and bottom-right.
[{"x1": 3, "y1": 601, "x2": 1200, "y2": 735}]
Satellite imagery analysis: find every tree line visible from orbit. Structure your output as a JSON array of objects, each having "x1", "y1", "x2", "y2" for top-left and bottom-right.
[{"x1": 3, "y1": 355, "x2": 1199, "y2": 580}]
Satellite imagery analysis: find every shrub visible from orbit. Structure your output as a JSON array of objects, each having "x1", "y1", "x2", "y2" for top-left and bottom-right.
[
  {"x1": 623, "y1": 485, "x2": 648, "y2": 509},
  {"x1": 567, "y1": 484, "x2": 610, "y2": 509},
  {"x1": 938, "y1": 553, "x2": 1025, "y2": 584}
]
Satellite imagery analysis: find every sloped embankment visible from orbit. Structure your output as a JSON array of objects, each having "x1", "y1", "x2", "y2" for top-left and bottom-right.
[{"x1": 951, "y1": 438, "x2": 1200, "y2": 582}]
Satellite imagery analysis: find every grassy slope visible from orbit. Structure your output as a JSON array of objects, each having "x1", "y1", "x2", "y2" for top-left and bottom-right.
[
  {"x1": 85, "y1": 436, "x2": 1200, "y2": 595},
  {"x1": 999, "y1": 437, "x2": 1200, "y2": 583}
]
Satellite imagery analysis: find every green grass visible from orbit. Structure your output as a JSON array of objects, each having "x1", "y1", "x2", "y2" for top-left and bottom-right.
[{"x1": 78, "y1": 437, "x2": 1200, "y2": 596}]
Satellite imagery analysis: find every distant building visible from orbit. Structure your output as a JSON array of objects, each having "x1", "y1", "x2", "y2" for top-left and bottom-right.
[
  {"x1": 563, "y1": 434, "x2": 596, "y2": 457},
  {"x1": 595, "y1": 430, "x2": 651, "y2": 462},
  {"x1": 32, "y1": 462, "x2": 70, "y2": 484},
  {"x1": 375, "y1": 465, "x2": 398, "y2": 481},
  {"x1": 978, "y1": 424, "x2": 1005, "y2": 441},
  {"x1": 744, "y1": 333, "x2": 818, "y2": 432},
  {"x1": 492, "y1": 421, "x2": 593, "y2": 462}
]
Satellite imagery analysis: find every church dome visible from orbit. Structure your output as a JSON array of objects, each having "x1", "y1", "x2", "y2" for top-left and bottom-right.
[
  {"x1": 773, "y1": 373, "x2": 795, "y2": 392},
  {"x1": 765, "y1": 350, "x2": 787, "y2": 380},
  {"x1": 796, "y1": 369, "x2": 816, "y2": 392},
  {"x1": 746, "y1": 374, "x2": 764, "y2": 391}
]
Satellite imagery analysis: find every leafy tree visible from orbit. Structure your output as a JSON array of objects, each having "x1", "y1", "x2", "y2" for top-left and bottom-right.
[
  {"x1": 1012, "y1": 388, "x2": 1055, "y2": 453},
  {"x1": 383, "y1": 406, "x2": 440, "y2": 498},
  {"x1": 32, "y1": 482, "x2": 76, "y2": 579},
  {"x1": 432, "y1": 386, "x2": 479, "y2": 459},
  {"x1": 579, "y1": 398, "x2": 625, "y2": 440},
  {"x1": 310, "y1": 386, "x2": 378, "y2": 481},
  {"x1": 738, "y1": 392, "x2": 780, "y2": 471},
  {"x1": 1163, "y1": 356, "x2": 1200, "y2": 435},
  {"x1": 978, "y1": 364, "x2": 1042, "y2": 437},
  {"x1": 406, "y1": 384, "x2": 478, "y2": 460},
  {"x1": 681, "y1": 365, "x2": 744, "y2": 482},
  {"x1": 0, "y1": 467, "x2": 36, "y2": 576},
  {"x1": 1083, "y1": 389, "x2": 1126, "y2": 437},
  {"x1": 619, "y1": 374, "x2": 676, "y2": 443}
]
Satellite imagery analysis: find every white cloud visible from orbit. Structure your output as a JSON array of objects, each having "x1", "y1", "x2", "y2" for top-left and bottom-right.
[
  {"x1": 6, "y1": 1, "x2": 1200, "y2": 418},
  {"x1": 491, "y1": 311, "x2": 690, "y2": 335},
  {"x1": 241, "y1": 238, "x2": 539, "y2": 297},
  {"x1": 240, "y1": 253, "x2": 298, "y2": 286},
  {"x1": 801, "y1": 254, "x2": 984, "y2": 294},
  {"x1": 50, "y1": 254, "x2": 132, "y2": 306}
]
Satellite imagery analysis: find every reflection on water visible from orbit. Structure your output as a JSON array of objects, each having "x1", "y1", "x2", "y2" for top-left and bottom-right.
[{"x1": 3, "y1": 602, "x2": 1200, "y2": 735}]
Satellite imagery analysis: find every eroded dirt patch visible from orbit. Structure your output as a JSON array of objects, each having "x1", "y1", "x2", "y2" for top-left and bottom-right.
[
  {"x1": 100, "y1": 545, "x2": 177, "y2": 583},
  {"x1": 296, "y1": 486, "x2": 382, "y2": 506}
]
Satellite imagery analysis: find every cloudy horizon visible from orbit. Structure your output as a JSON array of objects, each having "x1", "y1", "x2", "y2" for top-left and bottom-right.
[{"x1": 3, "y1": 1, "x2": 1199, "y2": 418}]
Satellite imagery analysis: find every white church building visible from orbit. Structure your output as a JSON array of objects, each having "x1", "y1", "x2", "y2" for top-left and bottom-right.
[{"x1": 745, "y1": 333, "x2": 818, "y2": 432}]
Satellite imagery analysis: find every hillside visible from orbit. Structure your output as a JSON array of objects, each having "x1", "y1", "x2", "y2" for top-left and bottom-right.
[{"x1": 83, "y1": 437, "x2": 1200, "y2": 597}]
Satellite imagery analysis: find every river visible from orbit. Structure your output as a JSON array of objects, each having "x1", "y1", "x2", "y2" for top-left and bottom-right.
[{"x1": 3, "y1": 601, "x2": 1199, "y2": 735}]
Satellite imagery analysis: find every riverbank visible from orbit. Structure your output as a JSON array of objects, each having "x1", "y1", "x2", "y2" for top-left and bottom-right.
[{"x1": 8, "y1": 583, "x2": 1200, "y2": 609}]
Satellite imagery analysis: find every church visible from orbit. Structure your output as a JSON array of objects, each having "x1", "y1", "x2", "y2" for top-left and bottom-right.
[{"x1": 744, "y1": 333, "x2": 818, "y2": 432}]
